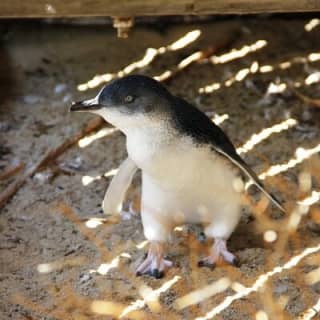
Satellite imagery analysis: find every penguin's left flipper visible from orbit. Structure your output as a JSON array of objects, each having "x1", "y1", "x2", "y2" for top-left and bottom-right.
[
  {"x1": 215, "y1": 145, "x2": 285, "y2": 213},
  {"x1": 102, "y1": 157, "x2": 138, "y2": 215}
]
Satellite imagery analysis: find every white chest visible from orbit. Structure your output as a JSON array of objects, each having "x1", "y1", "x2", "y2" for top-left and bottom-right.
[
  {"x1": 126, "y1": 128, "x2": 194, "y2": 180},
  {"x1": 126, "y1": 127, "x2": 167, "y2": 172},
  {"x1": 126, "y1": 128, "x2": 242, "y2": 227},
  {"x1": 126, "y1": 128, "x2": 237, "y2": 195}
]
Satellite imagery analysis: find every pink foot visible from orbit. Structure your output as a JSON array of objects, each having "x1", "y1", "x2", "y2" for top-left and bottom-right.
[
  {"x1": 136, "y1": 242, "x2": 173, "y2": 278},
  {"x1": 198, "y1": 238, "x2": 240, "y2": 269}
]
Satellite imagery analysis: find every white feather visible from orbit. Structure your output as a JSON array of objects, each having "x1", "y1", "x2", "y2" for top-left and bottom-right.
[
  {"x1": 97, "y1": 108, "x2": 242, "y2": 242},
  {"x1": 126, "y1": 124, "x2": 242, "y2": 242}
]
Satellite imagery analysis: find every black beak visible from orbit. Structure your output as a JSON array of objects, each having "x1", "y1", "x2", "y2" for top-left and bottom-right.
[{"x1": 70, "y1": 98, "x2": 101, "y2": 112}]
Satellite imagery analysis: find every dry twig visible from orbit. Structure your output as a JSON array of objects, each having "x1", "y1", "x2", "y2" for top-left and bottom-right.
[
  {"x1": 0, "y1": 117, "x2": 105, "y2": 210},
  {"x1": 290, "y1": 85, "x2": 320, "y2": 108},
  {"x1": 0, "y1": 160, "x2": 25, "y2": 181}
]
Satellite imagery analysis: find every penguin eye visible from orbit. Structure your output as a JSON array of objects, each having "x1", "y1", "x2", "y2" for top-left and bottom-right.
[{"x1": 124, "y1": 95, "x2": 134, "y2": 103}]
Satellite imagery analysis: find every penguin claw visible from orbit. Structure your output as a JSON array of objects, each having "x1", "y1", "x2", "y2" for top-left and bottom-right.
[
  {"x1": 198, "y1": 238, "x2": 240, "y2": 269},
  {"x1": 198, "y1": 259, "x2": 216, "y2": 270},
  {"x1": 135, "y1": 241, "x2": 172, "y2": 278},
  {"x1": 136, "y1": 268, "x2": 164, "y2": 279},
  {"x1": 136, "y1": 259, "x2": 172, "y2": 278},
  {"x1": 149, "y1": 269, "x2": 164, "y2": 279},
  {"x1": 231, "y1": 256, "x2": 241, "y2": 268}
]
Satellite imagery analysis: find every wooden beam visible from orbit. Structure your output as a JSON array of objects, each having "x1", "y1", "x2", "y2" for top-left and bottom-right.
[{"x1": 0, "y1": 0, "x2": 319, "y2": 18}]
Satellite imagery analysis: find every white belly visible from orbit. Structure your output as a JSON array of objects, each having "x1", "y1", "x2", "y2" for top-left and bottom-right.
[{"x1": 126, "y1": 129, "x2": 241, "y2": 226}]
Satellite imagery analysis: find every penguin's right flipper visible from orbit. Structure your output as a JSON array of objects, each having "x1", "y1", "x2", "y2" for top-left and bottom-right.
[{"x1": 102, "y1": 157, "x2": 138, "y2": 215}]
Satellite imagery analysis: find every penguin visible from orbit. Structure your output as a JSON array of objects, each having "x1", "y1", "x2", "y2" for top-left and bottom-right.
[{"x1": 71, "y1": 74, "x2": 284, "y2": 278}]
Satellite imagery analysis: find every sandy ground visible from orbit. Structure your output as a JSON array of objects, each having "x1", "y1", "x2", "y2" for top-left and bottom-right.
[{"x1": 0, "y1": 15, "x2": 320, "y2": 320}]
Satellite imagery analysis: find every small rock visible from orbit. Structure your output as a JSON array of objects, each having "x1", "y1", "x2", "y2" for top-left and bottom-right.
[
  {"x1": 301, "y1": 110, "x2": 312, "y2": 122},
  {"x1": 79, "y1": 273, "x2": 92, "y2": 284},
  {"x1": 54, "y1": 83, "x2": 67, "y2": 94},
  {"x1": 64, "y1": 244, "x2": 82, "y2": 256},
  {"x1": 33, "y1": 170, "x2": 54, "y2": 184},
  {"x1": 60, "y1": 156, "x2": 83, "y2": 172},
  {"x1": 110, "y1": 234, "x2": 121, "y2": 245},
  {"x1": 0, "y1": 121, "x2": 11, "y2": 132},
  {"x1": 62, "y1": 93, "x2": 72, "y2": 103},
  {"x1": 274, "y1": 282, "x2": 289, "y2": 295},
  {"x1": 23, "y1": 95, "x2": 41, "y2": 104}
]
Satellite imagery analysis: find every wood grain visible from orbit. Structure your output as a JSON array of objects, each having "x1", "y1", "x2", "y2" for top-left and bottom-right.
[{"x1": 0, "y1": 0, "x2": 319, "y2": 18}]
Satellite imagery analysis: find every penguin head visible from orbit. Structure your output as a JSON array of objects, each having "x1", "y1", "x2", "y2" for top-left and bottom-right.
[{"x1": 71, "y1": 75, "x2": 172, "y2": 132}]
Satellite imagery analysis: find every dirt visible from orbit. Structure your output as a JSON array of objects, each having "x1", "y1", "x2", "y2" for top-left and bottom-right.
[{"x1": 0, "y1": 15, "x2": 320, "y2": 320}]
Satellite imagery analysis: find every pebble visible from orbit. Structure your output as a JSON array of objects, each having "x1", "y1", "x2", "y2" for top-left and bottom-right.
[
  {"x1": 0, "y1": 121, "x2": 11, "y2": 132},
  {"x1": 60, "y1": 156, "x2": 83, "y2": 171},
  {"x1": 54, "y1": 83, "x2": 67, "y2": 94},
  {"x1": 301, "y1": 110, "x2": 312, "y2": 122},
  {"x1": 79, "y1": 273, "x2": 92, "y2": 284},
  {"x1": 23, "y1": 95, "x2": 41, "y2": 104},
  {"x1": 33, "y1": 170, "x2": 53, "y2": 184},
  {"x1": 63, "y1": 93, "x2": 72, "y2": 103},
  {"x1": 274, "y1": 282, "x2": 289, "y2": 295}
]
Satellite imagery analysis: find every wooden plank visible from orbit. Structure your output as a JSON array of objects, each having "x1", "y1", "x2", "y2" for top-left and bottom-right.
[{"x1": 0, "y1": 0, "x2": 319, "y2": 18}]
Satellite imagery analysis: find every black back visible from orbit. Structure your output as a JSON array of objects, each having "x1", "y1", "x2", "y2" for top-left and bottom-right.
[{"x1": 171, "y1": 96, "x2": 240, "y2": 158}]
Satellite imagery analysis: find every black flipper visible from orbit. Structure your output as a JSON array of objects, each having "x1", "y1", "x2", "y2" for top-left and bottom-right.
[{"x1": 214, "y1": 145, "x2": 285, "y2": 212}]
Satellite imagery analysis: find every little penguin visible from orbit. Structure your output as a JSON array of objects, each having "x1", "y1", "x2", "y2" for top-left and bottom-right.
[{"x1": 71, "y1": 74, "x2": 285, "y2": 278}]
